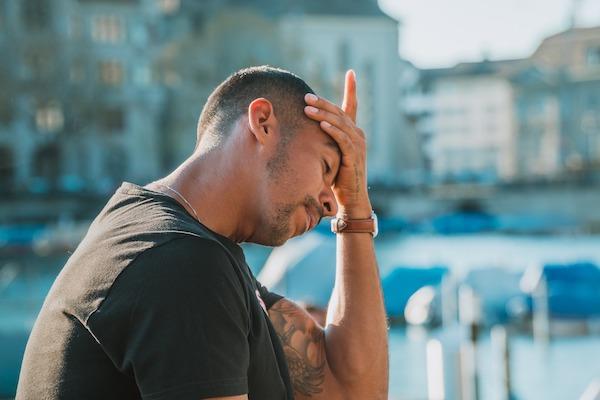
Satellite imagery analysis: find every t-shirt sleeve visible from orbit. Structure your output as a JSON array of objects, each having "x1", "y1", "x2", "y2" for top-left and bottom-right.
[
  {"x1": 254, "y1": 278, "x2": 284, "y2": 310},
  {"x1": 87, "y1": 237, "x2": 250, "y2": 400}
]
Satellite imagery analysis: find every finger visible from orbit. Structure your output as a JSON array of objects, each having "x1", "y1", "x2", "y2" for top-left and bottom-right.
[
  {"x1": 304, "y1": 106, "x2": 355, "y2": 136},
  {"x1": 342, "y1": 70, "x2": 357, "y2": 122},
  {"x1": 305, "y1": 93, "x2": 344, "y2": 117},
  {"x1": 319, "y1": 120, "x2": 355, "y2": 164}
]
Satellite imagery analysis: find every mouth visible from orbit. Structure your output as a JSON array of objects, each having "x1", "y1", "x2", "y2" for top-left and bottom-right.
[
  {"x1": 304, "y1": 206, "x2": 320, "y2": 233},
  {"x1": 304, "y1": 207, "x2": 313, "y2": 233}
]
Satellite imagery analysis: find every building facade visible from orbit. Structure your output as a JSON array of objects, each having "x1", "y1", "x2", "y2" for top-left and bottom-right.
[
  {"x1": 405, "y1": 26, "x2": 600, "y2": 184},
  {"x1": 279, "y1": 14, "x2": 409, "y2": 184},
  {"x1": 0, "y1": 0, "x2": 169, "y2": 196},
  {"x1": 160, "y1": 0, "x2": 413, "y2": 184},
  {"x1": 410, "y1": 61, "x2": 522, "y2": 183}
]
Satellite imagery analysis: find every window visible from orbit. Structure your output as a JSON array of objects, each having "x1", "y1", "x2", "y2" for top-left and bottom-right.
[
  {"x1": 22, "y1": 0, "x2": 51, "y2": 30},
  {"x1": 0, "y1": 2, "x2": 5, "y2": 31},
  {"x1": 104, "y1": 145, "x2": 127, "y2": 181},
  {"x1": 0, "y1": 146, "x2": 15, "y2": 191},
  {"x1": 134, "y1": 66, "x2": 151, "y2": 85},
  {"x1": 33, "y1": 144, "x2": 61, "y2": 182},
  {"x1": 36, "y1": 102, "x2": 64, "y2": 133},
  {"x1": 587, "y1": 47, "x2": 600, "y2": 65},
  {"x1": 70, "y1": 61, "x2": 85, "y2": 83},
  {"x1": 0, "y1": 98, "x2": 14, "y2": 125},
  {"x1": 92, "y1": 15, "x2": 125, "y2": 43},
  {"x1": 157, "y1": 0, "x2": 180, "y2": 15},
  {"x1": 99, "y1": 60, "x2": 124, "y2": 85},
  {"x1": 99, "y1": 107, "x2": 124, "y2": 132},
  {"x1": 24, "y1": 51, "x2": 51, "y2": 80},
  {"x1": 69, "y1": 15, "x2": 83, "y2": 38}
]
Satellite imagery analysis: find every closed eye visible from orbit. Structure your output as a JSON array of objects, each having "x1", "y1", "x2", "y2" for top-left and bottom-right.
[{"x1": 323, "y1": 160, "x2": 331, "y2": 174}]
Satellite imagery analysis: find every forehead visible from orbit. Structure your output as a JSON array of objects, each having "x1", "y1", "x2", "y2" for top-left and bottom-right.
[{"x1": 293, "y1": 122, "x2": 340, "y2": 157}]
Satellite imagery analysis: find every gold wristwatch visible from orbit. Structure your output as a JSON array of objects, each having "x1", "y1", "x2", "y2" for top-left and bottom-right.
[{"x1": 330, "y1": 210, "x2": 378, "y2": 238}]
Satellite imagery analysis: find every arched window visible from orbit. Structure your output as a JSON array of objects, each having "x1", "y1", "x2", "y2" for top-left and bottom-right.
[
  {"x1": 104, "y1": 145, "x2": 127, "y2": 183},
  {"x1": 0, "y1": 146, "x2": 15, "y2": 192},
  {"x1": 33, "y1": 144, "x2": 61, "y2": 186}
]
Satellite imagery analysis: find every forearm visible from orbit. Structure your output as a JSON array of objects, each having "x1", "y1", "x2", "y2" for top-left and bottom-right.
[{"x1": 324, "y1": 209, "x2": 389, "y2": 397}]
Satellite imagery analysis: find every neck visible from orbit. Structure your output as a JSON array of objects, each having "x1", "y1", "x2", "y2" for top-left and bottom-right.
[{"x1": 151, "y1": 149, "x2": 257, "y2": 243}]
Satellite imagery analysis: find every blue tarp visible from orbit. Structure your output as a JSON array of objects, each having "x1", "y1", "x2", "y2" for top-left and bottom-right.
[
  {"x1": 543, "y1": 262, "x2": 600, "y2": 318},
  {"x1": 382, "y1": 266, "x2": 448, "y2": 317},
  {"x1": 0, "y1": 225, "x2": 46, "y2": 246},
  {"x1": 428, "y1": 212, "x2": 497, "y2": 234}
]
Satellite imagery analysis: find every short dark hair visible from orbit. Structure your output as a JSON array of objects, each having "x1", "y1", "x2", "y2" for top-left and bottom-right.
[{"x1": 196, "y1": 66, "x2": 315, "y2": 150}]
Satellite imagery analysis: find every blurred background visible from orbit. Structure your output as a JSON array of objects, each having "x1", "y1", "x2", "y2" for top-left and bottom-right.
[{"x1": 1, "y1": 0, "x2": 600, "y2": 399}]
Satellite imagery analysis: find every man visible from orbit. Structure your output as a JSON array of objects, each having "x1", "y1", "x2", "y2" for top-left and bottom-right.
[{"x1": 17, "y1": 66, "x2": 388, "y2": 399}]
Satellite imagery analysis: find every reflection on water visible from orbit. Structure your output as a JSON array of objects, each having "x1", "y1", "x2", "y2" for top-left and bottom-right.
[
  {"x1": 389, "y1": 328, "x2": 600, "y2": 400},
  {"x1": 1, "y1": 235, "x2": 600, "y2": 399}
]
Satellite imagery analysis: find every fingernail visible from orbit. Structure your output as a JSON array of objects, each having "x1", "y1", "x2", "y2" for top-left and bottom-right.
[
  {"x1": 321, "y1": 121, "x2": 331, "y2": 128},
  {"x1": 305, "y1": 106, "x2": 318, "y2": 114},
  {"x1": 305, "y1": 93, "x2": 318, "y2": 103}
]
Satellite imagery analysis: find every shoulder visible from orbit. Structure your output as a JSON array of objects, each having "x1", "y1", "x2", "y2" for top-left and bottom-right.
[
  {"x1": 115, "y1": 235, "x2": 246, "y2": 301},
  {"x1": 141, "y1": 234, "x2": 233, "y2": 264}
]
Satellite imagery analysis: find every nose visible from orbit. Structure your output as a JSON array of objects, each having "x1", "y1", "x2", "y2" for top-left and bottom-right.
[{"x1": 319, "y1": 185, "x2": 338, "y2": 218}]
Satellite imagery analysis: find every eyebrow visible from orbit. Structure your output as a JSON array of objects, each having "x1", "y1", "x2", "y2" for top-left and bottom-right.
[{"x1": 325, "y1": 139, "x2": 341, "y2": 155}]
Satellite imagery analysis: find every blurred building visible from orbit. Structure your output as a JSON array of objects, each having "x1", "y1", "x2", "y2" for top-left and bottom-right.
[
  {"x1": 278, "y1": 9, "x2": 420, "y2": 185},
  {"x1": 531, "y1": 27, "x2": 600, "y2": 176},
  {"x1": 511, "y1": 27, "x2": 600, "y2": 180},
  {"x1": 406, "y1": 26, "x2": 600, "y2": 184},
  {"x1": 158, "y1": 0, "x2": 416, "y2": 185},
  {"x1": 407, "y1": 60, "x2": 523, "y2": 184},
  {"x1": 0, "y1": 0, "x2": 170, "y2": 196}
]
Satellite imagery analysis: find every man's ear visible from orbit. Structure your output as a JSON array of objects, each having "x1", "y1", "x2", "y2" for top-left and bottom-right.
[{"x1": 248, "y1": 98, "x2": 277, "y2": 145}]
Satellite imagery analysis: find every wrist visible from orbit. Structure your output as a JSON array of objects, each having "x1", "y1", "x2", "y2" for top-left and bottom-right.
[{"x1": 337, "y1": 202, "x2": 372, "y2": 219}]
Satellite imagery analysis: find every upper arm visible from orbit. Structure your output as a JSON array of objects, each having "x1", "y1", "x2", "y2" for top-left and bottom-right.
[{"x1": 268, "y1": 298, "x2": 344, "y2": 400}]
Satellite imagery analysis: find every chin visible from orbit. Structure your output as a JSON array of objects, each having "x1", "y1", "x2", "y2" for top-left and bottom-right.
[{"x1": 251, "y1": 233, "x2": 290, "y2": 248}]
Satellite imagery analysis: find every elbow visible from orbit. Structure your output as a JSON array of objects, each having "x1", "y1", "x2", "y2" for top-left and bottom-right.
[
  {"x1": 321, "y1": 327, "x2": 389, "y2": 399},
  {"x1": 324, "y1": 328, "x2": 388, "y2": 385}
]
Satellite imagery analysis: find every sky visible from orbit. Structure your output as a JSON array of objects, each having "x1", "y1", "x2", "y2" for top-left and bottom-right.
[{"x1": 378, "y1": 0, "x2": 600, "y2": 68}]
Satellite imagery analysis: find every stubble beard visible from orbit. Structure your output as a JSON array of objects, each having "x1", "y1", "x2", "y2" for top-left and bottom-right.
[{"x1": 263, "y1": 140, "x2": 323, "y2": 246}]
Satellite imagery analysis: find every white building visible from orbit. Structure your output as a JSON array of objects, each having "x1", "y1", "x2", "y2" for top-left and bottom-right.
[
  {"x1": 157, "y1": 2, "x2": 415, "y2": 185},
  {"x1": 279, "y1": 13, "x2": 411, "y2": 184},
  {"x1": 414, "y1": 61, "x2": 524, "y2": 183}
]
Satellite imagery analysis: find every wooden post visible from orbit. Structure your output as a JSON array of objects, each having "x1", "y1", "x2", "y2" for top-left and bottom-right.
[
  {"x1": 491, "y1": 325, "x2": 515, "y2": 400},
  {"x1": 532, "y1": 276, "x2": 550, "y2": 345}
]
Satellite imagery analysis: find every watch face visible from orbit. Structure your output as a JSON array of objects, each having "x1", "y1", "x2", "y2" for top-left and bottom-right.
[
  {"x1": 372, "y1": 211, "x2": 379, "y2": 238},
  {"x1": 330, "y1": 218, "x2": 348, "y2": 233},
  {"x1": 330, "y1": 212, "x2": 378, "y2": 237}
]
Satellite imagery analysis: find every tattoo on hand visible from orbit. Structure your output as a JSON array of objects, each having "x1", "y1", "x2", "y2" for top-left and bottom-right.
[{"x1": 269, "y1": 300, "x2": 325, "y2": 397}]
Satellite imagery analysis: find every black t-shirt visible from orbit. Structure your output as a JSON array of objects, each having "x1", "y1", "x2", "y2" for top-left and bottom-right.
[{"x1": 16, "y1": 182, "x2": 293, "y2": 400}]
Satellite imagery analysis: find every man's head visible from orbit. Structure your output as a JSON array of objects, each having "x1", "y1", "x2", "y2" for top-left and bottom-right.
[
  {"x1": 196, "y1": 66, "x2": 315, "y2": 153},
  {"x1": 194, "y1": 66, "x2": 341, "y2": 246}
]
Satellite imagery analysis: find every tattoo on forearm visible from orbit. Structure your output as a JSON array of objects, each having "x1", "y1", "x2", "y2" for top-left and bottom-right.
[{"x1": 269, "y1": 300, "x2": 325, "y2": 396}]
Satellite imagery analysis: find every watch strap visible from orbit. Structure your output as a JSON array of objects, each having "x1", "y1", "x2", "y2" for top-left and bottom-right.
[{"x1": 331, "y1": 213, "x2": 377, "y2": 235}]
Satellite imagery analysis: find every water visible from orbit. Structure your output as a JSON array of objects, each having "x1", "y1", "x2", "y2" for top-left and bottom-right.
[
  {"x1": 2, "y1": 234, "x2": 600, "y2": 399},
  {"x1": 379, "y1": 234, "x2": 600, "y2": 399},
  {"x1": 388, "y1": 327, "x2": 600, "y2": 400}
]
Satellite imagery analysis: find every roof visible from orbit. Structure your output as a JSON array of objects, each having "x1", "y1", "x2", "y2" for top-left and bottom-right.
[
  {"x1": 536, "y1": 26, "x2": 600, "y2": 45},
  {"x1": 226, "y1": 0, "x2": 390, "y2": 18},
  {"x1": 420, "y1": 58, "x2": 528, "y2": 84}
]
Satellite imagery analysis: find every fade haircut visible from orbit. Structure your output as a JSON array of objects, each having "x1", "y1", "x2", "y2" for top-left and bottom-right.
[{"x1": 196, "y1": 66, "x2": 316, "y2": 151}]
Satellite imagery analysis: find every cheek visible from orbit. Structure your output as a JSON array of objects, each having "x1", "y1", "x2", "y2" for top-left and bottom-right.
[{"x1": 269, "y1": 154, "x2": 322, "y2": 200}]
